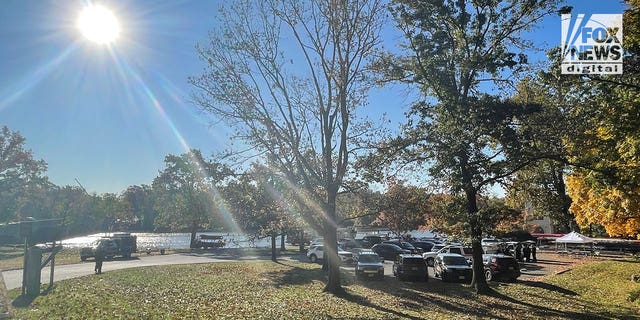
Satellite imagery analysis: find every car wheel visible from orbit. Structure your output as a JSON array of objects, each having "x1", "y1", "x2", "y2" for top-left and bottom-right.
[
  {"x1": 426, "y1": 257, "x2": 434, "y2": 267},
  {"x1": 309, "y1": 254, "x2": 318, "y2": 263},
  {"x1": 484, "y1": 269, "x2": 493, "y2": 282}
]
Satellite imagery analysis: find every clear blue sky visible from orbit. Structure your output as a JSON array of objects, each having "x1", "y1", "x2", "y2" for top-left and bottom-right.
[{"x1": 0, "y1": 0, "x2": 627, "y2": 194}]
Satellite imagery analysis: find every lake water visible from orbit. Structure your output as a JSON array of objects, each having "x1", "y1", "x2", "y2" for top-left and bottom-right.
[{"x1": 61, "y1": 232, "x2": 274, "y2": 249}]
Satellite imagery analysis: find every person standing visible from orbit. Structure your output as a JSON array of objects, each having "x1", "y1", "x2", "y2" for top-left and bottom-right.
[
  {"x1": 531, "y1": 244, "x2": 537, "y2": 262},
  {"x1": 94, "y1": 244, "x2": 105, "y2": 274},
  {"x1": 515, "y1": 243, "x2": 522, "y2": 262},
  {"x1": 523, "y1": 244, "x2": 531, "y2": 262}
]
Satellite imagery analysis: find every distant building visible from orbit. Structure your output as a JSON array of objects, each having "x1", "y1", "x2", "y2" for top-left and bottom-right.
[{"x1": 528, "y1": 216, "x2": 554, "y2": 234}]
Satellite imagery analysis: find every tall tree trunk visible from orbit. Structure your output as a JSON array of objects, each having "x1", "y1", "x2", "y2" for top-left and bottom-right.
[
  {"x1": 323, "y1": 187, "x2": 344, "y2": 295},
  {"x1": 459, "y1": 155, "x2": 491, "y2": 294},
  {"x1": 298, "y1": 229, "x2": 305, "y2": 253},
  {"x1": 271, "y1": 234, "x2": 277, "y2": 262},
  {"x1": 280, "y1": 233, "x2": 286, "y2": 252},
  {"x1": 466, "y1": 186, "x2": 490, "y2": 294},
  {"x1": 189, "y1": 221, "x2": 198, "y2": 249}
]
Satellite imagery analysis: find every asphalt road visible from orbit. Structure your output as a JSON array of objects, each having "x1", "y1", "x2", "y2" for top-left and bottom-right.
[
  {"x1": 2, "y1": 253, "x2": 547, "y2": 291},
  {"x1": 1, "y1": 252, "x2": 268, "y2": 291}
]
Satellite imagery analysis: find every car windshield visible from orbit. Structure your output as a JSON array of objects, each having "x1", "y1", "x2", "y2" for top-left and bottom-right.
[
  {"x1": 443, "y1": 256, "x2": 468, "y2": 265},
  {"x1": 358, "y1": 254, "x2": 380, "y2": 263}
]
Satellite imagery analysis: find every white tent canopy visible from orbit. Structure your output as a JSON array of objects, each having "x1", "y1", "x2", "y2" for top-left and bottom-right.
[
  {"x1": 555, "y1": 231, "x2": 594, "y2": 253},
  {"x1": 555, "y1": 231, "x2": 593, "y2": 244}
]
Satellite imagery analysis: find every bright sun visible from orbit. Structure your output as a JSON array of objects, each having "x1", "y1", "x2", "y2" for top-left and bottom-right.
[{"x1": 77, "y1": 5, "x2": 120, "y2": 44}]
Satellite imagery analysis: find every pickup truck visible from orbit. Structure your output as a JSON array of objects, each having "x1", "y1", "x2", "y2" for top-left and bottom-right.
[{"x1": 422, "y1": 244, "x2": 474, "y2": 266}]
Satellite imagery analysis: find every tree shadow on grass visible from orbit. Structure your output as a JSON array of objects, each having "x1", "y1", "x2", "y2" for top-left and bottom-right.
[
  {"x1": 261, "y1": 261, "x2": 323, "y2": 287},
  {"x1": 515, "y1": 280, "x2": 577, "y2": 295},
  {"x1": 11, "y1": 282, "x2": 58, "y2": 308},
  {"x1": 337, "y1": 290, "x2": 424, "y2": 320},
  {"x1": 486, "y1": 287, "x2": 630, "y2": 320},
  {"x1": 339, "y1": 272, "x2": 638, "y2": 320}
]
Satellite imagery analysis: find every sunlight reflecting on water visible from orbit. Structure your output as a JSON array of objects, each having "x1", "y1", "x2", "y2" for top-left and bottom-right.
[{"x1": 61, "y1": 232, "x2": 273, "y2": 249}]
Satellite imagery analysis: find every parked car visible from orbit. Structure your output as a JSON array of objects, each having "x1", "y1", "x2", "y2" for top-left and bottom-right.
[
  {"x1": 481, "y1": 238, "x2": 502, "y2": 254},
  {"x1": 482, "y1": 253, "x2": 521, "y2": 282},
  {"x1": 383, "y1": 240, "x2": 422, "y2": 254},
  {"x1": 430, "y1": 243, "x2": 446, "y2": 252},
  {"x1": 354, "y1": 251, "x2": 384, "y2": 280},
  {"x1": 392, "y1": 254, "x2": 428, "y2": 281},
  {"x1": 306, "y1": 245, "x2": 353, "y2": 264},
  {"x1": 411, "y1": 241, "x2": 436, "y2": 253},
  {"x1": 360, "y1": 235, "x2": 383, "y2": 248},
  {"x1": 371, "y1": 243, "x2": 411, "y2": 261},
  {"x1": 191, "y1": 234, "x2": 225, "y2": 249},
  {"x1": 423, "y1": 245, "x2": 474, "y2": 267},
  {"x1": 433, "y1": 253, "x2": 472, "y2": 283}
]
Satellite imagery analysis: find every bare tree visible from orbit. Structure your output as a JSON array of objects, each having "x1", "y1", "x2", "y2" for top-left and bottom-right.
[{"x1": 190, "y1": 0, "x2": 384, "y2": 294}]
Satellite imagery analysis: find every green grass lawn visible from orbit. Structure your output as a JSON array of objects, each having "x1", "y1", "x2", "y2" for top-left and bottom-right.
[
  {"x1": 5, "y1": 259, "x2": 640, "y2": 319},
  {"x1": 0, "y1": 247, "x2": 83, "y2": 271}
]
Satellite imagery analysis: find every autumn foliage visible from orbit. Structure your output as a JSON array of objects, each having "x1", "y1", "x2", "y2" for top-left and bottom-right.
[{"x1": 566, "y1": 175, "x2": 640, "y2": 239}]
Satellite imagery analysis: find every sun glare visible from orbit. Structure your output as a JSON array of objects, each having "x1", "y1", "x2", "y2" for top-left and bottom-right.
[{"x1": 77, "y1": 5, "x2": 120, "y2": 44}]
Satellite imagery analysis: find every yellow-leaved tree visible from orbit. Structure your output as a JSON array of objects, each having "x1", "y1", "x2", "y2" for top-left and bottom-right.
[
  {"x1": 566, "y1": 175, "x2": 640, "y2": 238},
  {"x1": 565, "y1": 0, "x2": 640, "y2": 238}
]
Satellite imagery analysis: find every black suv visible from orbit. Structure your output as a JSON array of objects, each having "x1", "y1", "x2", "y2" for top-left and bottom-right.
[
  {"x1": 392, "y1": 254, "x2": 428, "y2": 281},
  {"x1": 482, "y1": 253, "x2": 520, "y2": 282},
  {"x1": 372, "y1": 243, "x2": 411, "y2": 261},
  {"x1": 80, "y1": 239, "x2": 118, "y2": 261}
]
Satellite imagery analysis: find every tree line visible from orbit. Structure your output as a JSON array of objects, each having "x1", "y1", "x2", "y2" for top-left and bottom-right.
[{"x1": 1, "y1": 0, "x2": 638, "y2": 295}]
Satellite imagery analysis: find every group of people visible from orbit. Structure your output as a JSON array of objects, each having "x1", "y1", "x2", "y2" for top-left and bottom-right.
[
  {"x1": 497, "y1": 242, "x2": 537, "y2": 263},
  {"x1": 514, "y1": 242, "x2": 537, "y2": 263}
]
